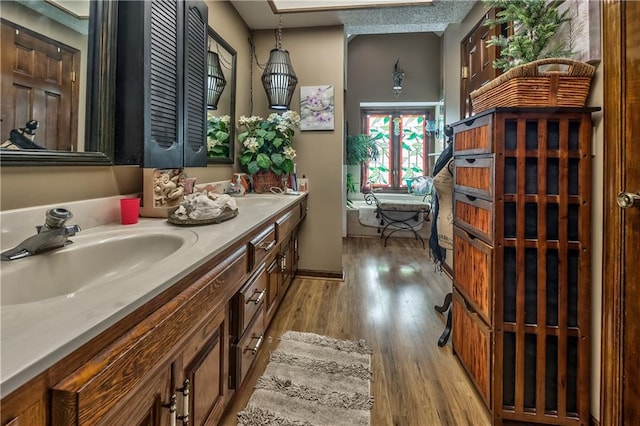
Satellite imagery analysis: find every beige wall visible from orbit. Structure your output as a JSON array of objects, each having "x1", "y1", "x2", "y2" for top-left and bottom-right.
[
  {"x1": 346, "y1": 33, "x2": 441, "y2": 134},
  {"x1": 252, "y1": 26, "x2": 346, "y2": 275}
]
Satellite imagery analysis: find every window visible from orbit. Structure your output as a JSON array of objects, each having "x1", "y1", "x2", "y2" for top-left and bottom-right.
[{"x1": 363, "y1": 108, "x2": 437, "y2": 191}]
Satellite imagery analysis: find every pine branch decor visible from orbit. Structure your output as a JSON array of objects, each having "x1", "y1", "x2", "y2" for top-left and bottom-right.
[{"x1": 484, "y1": 0, "x2": 574, "y2": 71}]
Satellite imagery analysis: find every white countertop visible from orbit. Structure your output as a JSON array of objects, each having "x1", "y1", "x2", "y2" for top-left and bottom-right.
[{"x1": 0, "y1": 192, "x2": 306, "y2": 398}]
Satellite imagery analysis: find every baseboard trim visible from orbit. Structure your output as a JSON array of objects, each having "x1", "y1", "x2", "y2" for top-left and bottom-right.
[
  {"x1": 591, "y1": 415, "x2": 600, "y2": 426},
  {"x1": 296, "y1": 269, "x2": 345, "y2": 281}
]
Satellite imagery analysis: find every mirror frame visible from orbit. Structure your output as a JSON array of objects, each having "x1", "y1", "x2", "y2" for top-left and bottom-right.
[
  {"x1": 0, "y1": 0, "x2": 117, "y2": 166},
  {"x1": 207, "y1": 26, "x2": 237, "y2": 165}
]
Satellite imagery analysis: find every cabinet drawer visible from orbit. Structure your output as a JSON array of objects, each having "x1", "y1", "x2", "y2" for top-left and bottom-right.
[
  {"x1": 231, "y1": 307, "x2": 265, "y2": 389},
  {"x1": 237, "y1": 264, "x2": 267, "y2": 335},
  {"x1": 454, "y1": 192, "x2": 493, "y2": 244},
  {"x1": 276, "y1": 208, "x2": 297, "y2": 241},
  {"x1": 300, "y1": 197, "x2": 308, "y2": 220},
  {"x1": 454, "y1": 156, "x2": 494, "y2": 200},
  {"x1": 453, "y1": 226, "x2": 493, "y2": 324},
  {"x1": 452, "y1": 290, "x2": 491, "y2": 408},
  {"x1": 248, "y1": 224, "x2": 277, "y2": 271},
  {"x1": 453, "y1": 113, "x2": 493, "y2": 155}
]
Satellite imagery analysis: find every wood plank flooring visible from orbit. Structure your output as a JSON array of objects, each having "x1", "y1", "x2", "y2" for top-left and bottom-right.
[{"x1": 220, "y1": 236, "x2": 491, "y2": 426}]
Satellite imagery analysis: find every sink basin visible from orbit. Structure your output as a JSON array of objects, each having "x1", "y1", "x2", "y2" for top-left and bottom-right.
[{"x1": 0, "y1": 228, "x2": 198, "y2": 306}]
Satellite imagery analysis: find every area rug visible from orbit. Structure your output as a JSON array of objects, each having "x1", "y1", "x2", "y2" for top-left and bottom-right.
[{"x1": 237, "y1": 331, "x2": 374, "y2": 425}]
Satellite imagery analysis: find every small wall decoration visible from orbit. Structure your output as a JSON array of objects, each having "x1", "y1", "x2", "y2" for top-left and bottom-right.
[{"x1": 300, "y1": 85, "x2": 334, "y2": 131}]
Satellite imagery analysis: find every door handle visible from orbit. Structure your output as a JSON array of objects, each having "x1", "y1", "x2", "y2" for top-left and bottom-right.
[{"x1": 617, "y1": 191, "x2": 640, "y2": 209}]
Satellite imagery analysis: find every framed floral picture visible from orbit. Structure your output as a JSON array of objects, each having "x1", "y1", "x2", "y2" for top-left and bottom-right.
[{"x1": 300, "y1": 85, "x2": 334, "y2": 131}]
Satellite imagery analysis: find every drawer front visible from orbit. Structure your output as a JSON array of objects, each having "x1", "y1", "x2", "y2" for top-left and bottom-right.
[
  {"x1": 453, "y1": 114, "x2": 493, "y2": 155},
  {"x1": 276, "y1": 208, "x2": 297, "y2": 241},
  {"x1": 300, "y1": 197, "x2": 308, "y2": 220},
  {"x1": 453, "y1": 226, "x2": 493, "y2": 324},
  {"x1": 232, "y1": 307, "x2": 265, "y2": 389},
  {"x1": 454, "y1": 156, "x2": 494, "y2": 200},
  {"x1": 454, "y1": 192, "x2": 493, "y2": 244},
  {"x1": 238, "y1": 264, "x2": 267, "y2": 334},
  {"x1": 248, "y1": 224, "x2": 277, "y2": 272},
  {"x1": 452, "y1": 290, "x2": 491, "y2": 408}
]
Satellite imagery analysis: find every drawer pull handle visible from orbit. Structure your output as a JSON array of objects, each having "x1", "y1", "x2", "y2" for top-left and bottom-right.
[
  {"x1": 176, "y1": 379, "x2": 190, "y2": 425},
  {"x1": 250, "y1": 289, "x2": 266, "y2": 305},
  {"x1": 465, "y1": 194, "x2": 477, "y2": 202},
  {"x1": 465, "y1": 158, "x2": 477, "y2": 164},
  {"x1": 258, "y1": 240, "x2": 276, "y2": 252},
  {"x1": 163, "y1": 394, "x2": 177, "y2": 426},
  {"x1": 247, "y1": 334, "x2": 264, "y2": 355},
  {"x1": 463, "y1": 118, "x2": 477, "y2": 127}
]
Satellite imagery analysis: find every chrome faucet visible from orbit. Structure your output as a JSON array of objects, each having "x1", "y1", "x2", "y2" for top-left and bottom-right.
[{"x1": 1, "y1": 208, "x2": 81, "y2": 261}]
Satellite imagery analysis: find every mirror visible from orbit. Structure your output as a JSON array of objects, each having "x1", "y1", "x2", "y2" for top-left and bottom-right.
[
  {"x1": 206, "y1": 26, "x2": 236, "y2": 164},
  {"x1": 0, "y1": 0, "x2": 116, "y2": 165}
]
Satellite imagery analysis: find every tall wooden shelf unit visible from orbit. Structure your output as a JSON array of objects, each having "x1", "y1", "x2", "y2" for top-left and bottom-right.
[{"x1": 450, "y1": 107, "x2": 597, "y2": 425}]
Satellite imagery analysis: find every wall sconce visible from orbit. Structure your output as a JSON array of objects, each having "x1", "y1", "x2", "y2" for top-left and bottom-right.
[
  {"x1": 392, "y1": 59, "x2": 405, "y2": 97},
  {"x1": 207, "y1": 50, "x2": 226, "y2": 110},
  {"x1": 261, "y1": 16, "x2": 298, "y2": 110}
]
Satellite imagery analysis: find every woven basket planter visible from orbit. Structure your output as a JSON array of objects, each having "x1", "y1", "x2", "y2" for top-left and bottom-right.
[
  {"x1": 252, "y1": 170, "x2": 284, "y2": 193},
  {"x1": 470, "y1": 58, "x2": 596, "y2": 113}
]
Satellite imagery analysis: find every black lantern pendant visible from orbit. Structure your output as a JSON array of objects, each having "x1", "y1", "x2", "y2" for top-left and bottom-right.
[
  {"x1": 261, "y1": 17, "x2": 298, "y2": 110},
  {"x1": 207, "y1": 51, "x2": 226, "y2": 110}
]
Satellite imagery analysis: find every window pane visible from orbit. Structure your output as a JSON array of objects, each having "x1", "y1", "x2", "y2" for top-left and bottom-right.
[
  {"x1": 367, "y1": 114, "x2": 391, "y2": 187},
  {"x1": 401, "y1": 115, "x2": 425, "y2": 184}
]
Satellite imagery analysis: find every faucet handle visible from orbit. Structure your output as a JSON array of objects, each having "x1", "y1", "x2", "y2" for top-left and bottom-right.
[{"x1": 45, "y1": 208, "x2": 73, "y2": 228}]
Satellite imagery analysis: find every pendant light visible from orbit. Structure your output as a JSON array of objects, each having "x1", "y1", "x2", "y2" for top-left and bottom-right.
[
  {"x1": 261, "y1": 16, "x2": 298, "y2": 110},
  {"x1": 207, "y1": 49, "x2": 226, "y2": 110}
]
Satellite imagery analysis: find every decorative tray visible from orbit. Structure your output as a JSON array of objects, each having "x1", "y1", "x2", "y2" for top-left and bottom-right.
[{"x1": 167, "y1": 207, "x2": 238, "y2": 226}]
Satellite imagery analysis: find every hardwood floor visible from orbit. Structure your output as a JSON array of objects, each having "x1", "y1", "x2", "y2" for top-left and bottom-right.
[{"x1": 220, "y1": 236, "x2": 491, "y2": 425}]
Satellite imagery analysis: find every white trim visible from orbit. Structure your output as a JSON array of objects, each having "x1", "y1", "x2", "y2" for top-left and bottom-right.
[{"x1": 359, "y1": 102, "x2": 440, "y2": 108}]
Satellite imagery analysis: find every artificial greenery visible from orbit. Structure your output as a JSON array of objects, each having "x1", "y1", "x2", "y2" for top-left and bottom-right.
[
  {"x1": 206, "y1": 114, "x2": 230, "y2": 158},
  {"x1": 484, "y1": 0, "x2": 573, "y2": 71},
  {"x1": 345, "y1": 133, "x2": 380, "y2": 166},
  {"x1": 238, "y1": 111, "x2": 300, "y2": 175}
]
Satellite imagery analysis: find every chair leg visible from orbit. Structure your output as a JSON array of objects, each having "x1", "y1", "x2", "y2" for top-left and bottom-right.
[{"x1": 438, "y1": 308, "x2": 452, "y2": 347}]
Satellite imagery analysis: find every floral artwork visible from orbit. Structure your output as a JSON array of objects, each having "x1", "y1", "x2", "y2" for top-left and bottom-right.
[
  {"x1": 237, "y1": 111, "x2": 300, "y2": 175},
  {"x1": 300, "y1": 85, "x2": 334, "y2": 131}
]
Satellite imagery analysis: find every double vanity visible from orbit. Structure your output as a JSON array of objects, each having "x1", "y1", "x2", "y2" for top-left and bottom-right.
[{"x1": 0, "y1": 191, "x2": 308, "y2": 425}]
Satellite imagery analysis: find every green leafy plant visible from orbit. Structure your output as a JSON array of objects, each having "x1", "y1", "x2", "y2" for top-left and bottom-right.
[
  {"x1": 484, "y1": 0, "x2": 574, "y2": 71},
  {"x1": 345, "y1": 133, "x2": 380, "y2": 166},
  {"x1": 207, "y1": 114, "x2": 231, "y2": 158},
  {"x1": 237, "y1": 111, "x2": 300, "y2": 175}
]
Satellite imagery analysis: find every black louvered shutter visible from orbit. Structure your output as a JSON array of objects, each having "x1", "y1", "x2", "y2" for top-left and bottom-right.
[{"x1": 183, "y1": 0, "x2": 208, "y2": 166}]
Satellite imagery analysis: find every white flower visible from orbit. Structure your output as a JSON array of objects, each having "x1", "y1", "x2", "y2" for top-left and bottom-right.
[
  {"x1": 283, "y1": 145, "x2": 296, "y2": 160},
  {"x1": 207, "y1": 136, "x2": 221, "y2": 150},
  {"x1": 243, "y1": 137, "x2": 259, "y2": 153}
]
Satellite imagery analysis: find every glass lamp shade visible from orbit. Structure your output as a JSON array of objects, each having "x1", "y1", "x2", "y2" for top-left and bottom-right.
[
  {"x1": 207, "y1": 51, "x2": 226, "y2": 110},
  {"x1": 261, "y1": 49, "x2": 298, "y2": 110}
]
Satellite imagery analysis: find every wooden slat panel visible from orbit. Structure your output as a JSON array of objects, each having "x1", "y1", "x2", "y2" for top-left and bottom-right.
[
  {"x1": 454, "y1": 156, "x2": 494, "y2": 199},
  {"x1": 453, "y1": 114, "x2": 493, "y2": 155},
  {"x1": 557, "y1": 117, "x2": 569, "y2": 418},
  {"x1": 454, "y1": 193, "x2": 493, "y2": 243},
  {"x1": 452, "y1": 290, "x2": 491, "y2": 407},
  {"x1": 453, "y1": 226, "x2": 492, "y2": 324}
]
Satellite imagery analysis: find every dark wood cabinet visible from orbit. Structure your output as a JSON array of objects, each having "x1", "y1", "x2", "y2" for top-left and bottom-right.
[
  {"x1": 114, "y1": 0, "x2": 208, "y2": 168},
  {"x1": 451, "y1": 108, "x2": 596, "y2": 425}
]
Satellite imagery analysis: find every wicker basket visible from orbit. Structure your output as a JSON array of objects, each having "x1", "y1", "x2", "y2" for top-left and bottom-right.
[
  {"x1": 470, "y1": 58, "x2": 596, "y2": 113},
  {"x1": 251, "y1": 170, "x2": 284, "y2": 193}
]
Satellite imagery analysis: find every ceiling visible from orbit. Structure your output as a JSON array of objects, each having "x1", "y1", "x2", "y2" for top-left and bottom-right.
[{"x1": 229, "y1": 0, "x2": 478, "y2": 36}]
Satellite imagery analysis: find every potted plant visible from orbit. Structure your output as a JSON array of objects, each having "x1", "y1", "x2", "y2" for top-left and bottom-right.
[
  {"x1": 207, "y1": 114, "x2": 231, "y2": 159},
  {"x1": 345, "y1": 133, "x2": 380, "y2": 204},
  {"x1": 237, "y1": 111, "x2": 300, "y2": 192},
  {"x1": 484, "y1": 0, "x2": 573, "y2": 71},
  {"x1": 470, "y1": 0, "x2": 595, "y2": 112}
]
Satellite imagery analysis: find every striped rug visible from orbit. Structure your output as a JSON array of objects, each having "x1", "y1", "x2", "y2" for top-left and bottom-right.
[{"x1": 237, "y1": 331, "x2": 374, "y2": 425}]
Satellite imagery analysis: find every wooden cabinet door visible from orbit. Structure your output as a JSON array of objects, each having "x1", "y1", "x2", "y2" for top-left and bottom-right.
[
  {"x1": 176, "y1": 308, "x2": 228, "y2": 426},
  {"x1": 265, "y1": 257, "x2": 280, "y2": 326},
  {"x1": 99, "y1": 364, "x2": 173, "y2": 426}
]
